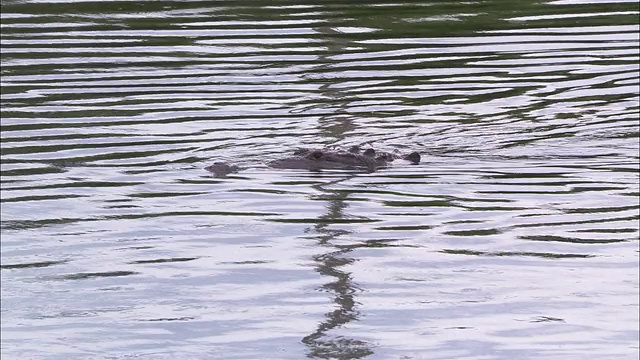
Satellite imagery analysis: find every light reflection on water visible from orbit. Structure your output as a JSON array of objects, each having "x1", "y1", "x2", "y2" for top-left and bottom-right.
[{"x1": 1, "y1": 0, "x2": 639, "y2": 359}]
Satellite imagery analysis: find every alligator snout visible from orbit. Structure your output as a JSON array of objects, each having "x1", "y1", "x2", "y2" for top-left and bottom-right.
[{"x1": 403, "y1": 152, "x2": 421, "y2": 164}]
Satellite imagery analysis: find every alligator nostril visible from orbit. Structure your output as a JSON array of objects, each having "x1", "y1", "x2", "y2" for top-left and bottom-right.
[
  {"x1": 404, "y1": 152, "x2": 421, "y2": 164},
  {"x1": 363, "y1": 148, "x2": 375, "y2": 157}
]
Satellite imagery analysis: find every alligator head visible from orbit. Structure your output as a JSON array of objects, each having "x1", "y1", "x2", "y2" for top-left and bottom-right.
[
  {"x1": 269, "y1": 146, "x2": 420, "y2": 171},
  {"x1": 205, "y1": 146, "x2": 421, "y2": 177}
]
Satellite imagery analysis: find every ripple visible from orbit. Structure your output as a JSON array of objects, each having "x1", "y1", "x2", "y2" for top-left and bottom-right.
[{"x1": 1, "y1": 0, "x2": 638, "y2": 359}]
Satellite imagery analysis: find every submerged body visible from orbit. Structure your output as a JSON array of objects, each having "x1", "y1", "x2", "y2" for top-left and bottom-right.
[{"x1": 205, "y1": 146, "x2": 420, "y2": 177}]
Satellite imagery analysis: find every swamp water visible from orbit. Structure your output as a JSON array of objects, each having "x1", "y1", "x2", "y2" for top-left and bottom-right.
[{"x1": 1, "y1": 1, "x2": 639, "y2": 359}]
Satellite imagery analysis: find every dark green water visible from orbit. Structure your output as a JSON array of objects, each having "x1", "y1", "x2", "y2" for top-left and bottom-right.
[{"x1": 1, "y1": 1, "x2": 639, "y2": 359}]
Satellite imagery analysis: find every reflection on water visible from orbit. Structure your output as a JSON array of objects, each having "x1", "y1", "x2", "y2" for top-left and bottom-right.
[
  {"x1": 1, "y1": 0, "x2": 639, "y2": 359},
  {"x1": 301, "y1": 178, "x2": 374, "y2": 359}
]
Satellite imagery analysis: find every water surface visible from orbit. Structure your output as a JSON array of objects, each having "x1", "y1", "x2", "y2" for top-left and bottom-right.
[{"x1": 1, "y1": 0, "x2": 639, "y2": 359}]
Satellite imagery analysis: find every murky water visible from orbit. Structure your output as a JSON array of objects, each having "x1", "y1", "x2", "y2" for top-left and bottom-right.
[{"x1": 1, "y1": 0, "x2": 639, "y2": 359}]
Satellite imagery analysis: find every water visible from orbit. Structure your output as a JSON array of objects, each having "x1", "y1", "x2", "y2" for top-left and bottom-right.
[{"x1": 1, "y1": 0, "x2": 639, "y2": 359}]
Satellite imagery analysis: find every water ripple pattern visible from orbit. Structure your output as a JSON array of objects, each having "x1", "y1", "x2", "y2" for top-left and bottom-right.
[{"x1": 1, "y1": 1, "x2": 639, "y2": 359}]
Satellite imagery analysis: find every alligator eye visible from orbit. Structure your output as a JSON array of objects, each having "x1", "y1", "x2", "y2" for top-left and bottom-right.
[
  {"x1": 363, "y1": 148, "x2": 375, "y2": 157},
  {"x1": 348, "y1": 145, "x2": 360, "y2": 153},
  {"x1": 311, "y1": 150, "x2": 323, "y2": 159}
]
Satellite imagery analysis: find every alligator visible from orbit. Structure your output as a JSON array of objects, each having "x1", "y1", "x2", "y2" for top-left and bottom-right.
[{"x1": 205, "y1": 146, "x2": 420, "y2": 177}]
